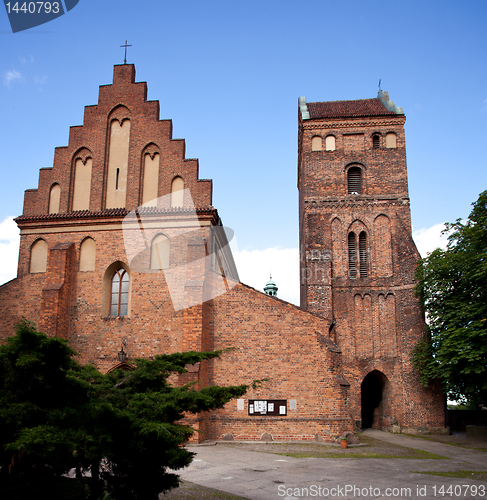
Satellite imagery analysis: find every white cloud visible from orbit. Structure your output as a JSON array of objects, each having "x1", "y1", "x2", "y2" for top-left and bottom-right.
[
  {"x1": 412, "y1": 223, "x2": 449, "y2": 257},
  {"x1": 20, "y1": 55, "x2": 34, "y2": 64},
  {"x1": 233, "y1": 247, "x2": 299, "y2": 305},
  {"x1": 34, "y1": 75, "x2": 48, "y2": 85},
  {"x1": 0, "y1": 217, "x2": 20, "y2": 286},
  {"x1": 3, "y1": 69, "x2": 23, "y2": 87}
]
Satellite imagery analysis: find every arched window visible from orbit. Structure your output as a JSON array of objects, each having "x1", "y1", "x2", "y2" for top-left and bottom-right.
[
  {"x1": 110, "y1": 268, "x2": 129, "y2": 317},
  {"x1": 348, "y1": 167, "x2": 362, "y2": 194},
  {"x1": 386, "y1": 132, "x2": 397, "y2": 149},
  {"x1": 311, "y1": 136, "x2": 322, "y2": 151},
  {"x1": 49, "y1": 184, "x2": 61, "y2": 214},
  {"x1": 30, "y1": 239, "x2": 48, "y2": 273},
  {"x1": 150, "y1": 234, "x2": 170, "y2": 270},
  {"x1": 171, "y1": 176, "x2": 184, "y2": 208},
  {"x1": 372, "y1": 134, "x2": 380, "y2": 149},
  {"x1": 359, "y1": 231, "x2": 367, "y2": 278},
  {"x1": 348, "y1": 232, "x2": 357, "y2": 278},
  {"x1": 325, "y1": 135, "x2": 336, "y2": 151}
]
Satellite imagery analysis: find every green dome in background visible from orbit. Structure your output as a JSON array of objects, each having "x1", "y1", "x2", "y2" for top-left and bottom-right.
[{"x1": 264, "y1": 276, "x2": 278, "y2": 297}]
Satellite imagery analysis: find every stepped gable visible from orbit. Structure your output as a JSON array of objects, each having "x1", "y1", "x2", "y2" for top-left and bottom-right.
[{"x1": 21, "y1": 64, "x2": 213, "y2": 219}]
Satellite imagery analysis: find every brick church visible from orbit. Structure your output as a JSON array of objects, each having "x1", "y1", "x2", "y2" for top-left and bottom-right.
[{"x1": 0, "y1": 64, "x2": 445, "y2": 441}]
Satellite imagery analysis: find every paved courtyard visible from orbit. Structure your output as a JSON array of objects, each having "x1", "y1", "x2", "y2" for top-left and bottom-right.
[{"x1": 178, "y1": 430, "x2": 487, "y2": 500}]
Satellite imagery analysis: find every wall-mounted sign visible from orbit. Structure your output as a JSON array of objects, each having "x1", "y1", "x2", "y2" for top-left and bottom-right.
[{"x1": 248, "y1": 399, "x2": 287, "y2": 416}]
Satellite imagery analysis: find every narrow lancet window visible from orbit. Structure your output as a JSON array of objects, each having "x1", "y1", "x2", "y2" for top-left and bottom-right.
[
  {"x1": 110, "y1": 268, "x2": 129, "y2": 317},
  {"x1": 348, "y1": 232, "x2": 357, "y2": 278},
  {"x1": 359, "y1": 231, "x2": 367, "y2": 278}
]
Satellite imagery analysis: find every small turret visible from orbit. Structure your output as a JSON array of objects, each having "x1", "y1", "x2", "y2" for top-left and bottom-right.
[{"x1": 264, "y1": 275, "x2": 278, "y2": 297}]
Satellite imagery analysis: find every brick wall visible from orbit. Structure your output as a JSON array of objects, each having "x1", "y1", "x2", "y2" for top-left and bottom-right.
[
  {"x1": 0, "y1": 70, "x2": 445, "y2": 445},
  {"x1": 203, "y1": 282, "x2": 352, "y2": 441}
]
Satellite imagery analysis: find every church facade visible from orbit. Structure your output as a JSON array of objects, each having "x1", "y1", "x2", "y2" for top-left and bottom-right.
[{"x1": 0, "y1": 64, "x2": 445, "y2": 441}]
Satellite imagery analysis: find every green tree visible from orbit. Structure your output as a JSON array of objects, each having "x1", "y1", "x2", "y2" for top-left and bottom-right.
[
  {"x1": 414, "y1": 190, "x2": 487, "y2": 406},
  {"x1": 0, "y1": 320, "x2": 249, "y2": 499}
]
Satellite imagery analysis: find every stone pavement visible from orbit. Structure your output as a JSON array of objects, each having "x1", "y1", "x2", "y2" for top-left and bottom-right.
[{"x1": 178, "y1": 430, "x2": 487, "y2": 500}]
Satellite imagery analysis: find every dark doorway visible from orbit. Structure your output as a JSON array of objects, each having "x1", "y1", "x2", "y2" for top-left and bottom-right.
[{"x1": 361, "y1": 370, "x2": 388, "y2": 429}]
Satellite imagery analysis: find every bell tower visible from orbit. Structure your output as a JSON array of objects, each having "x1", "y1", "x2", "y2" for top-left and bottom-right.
[
  {"x1": 298, "y1": 92, "x2": 445, "y2": 430},
  {"x1": 298, "y1": 90, "x2": 410, "y2": 321}
]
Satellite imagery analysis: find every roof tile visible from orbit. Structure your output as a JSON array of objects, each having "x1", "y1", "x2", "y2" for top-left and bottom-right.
[{"x1": 307, "y1": 98, "x2": 395, "y2": 119}]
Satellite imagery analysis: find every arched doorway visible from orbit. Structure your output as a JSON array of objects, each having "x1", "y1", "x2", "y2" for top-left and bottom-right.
[
  {"x1": 361, "y1": 370, "x2": 388, "y2": 429},
  {"x1": 106, "y1": 361, "x2": 134, "y2": 375}
]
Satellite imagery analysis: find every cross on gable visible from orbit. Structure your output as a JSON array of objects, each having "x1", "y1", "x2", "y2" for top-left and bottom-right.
[{"x1": 120, "y1": 40, "x2": 132, "y2": 64}]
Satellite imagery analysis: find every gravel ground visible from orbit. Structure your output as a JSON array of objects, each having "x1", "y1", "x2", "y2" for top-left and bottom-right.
[
  {"x1": 211, "y1": 434, "x2": 448, "y2": 459},
  {"x1": 160, "y1": 433, "x2": 468, "y2": 498}
]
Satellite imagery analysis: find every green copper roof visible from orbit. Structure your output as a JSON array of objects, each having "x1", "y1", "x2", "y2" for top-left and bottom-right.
[{"x1": 264, "y1": 276, "x2": 278, "y2": 297}]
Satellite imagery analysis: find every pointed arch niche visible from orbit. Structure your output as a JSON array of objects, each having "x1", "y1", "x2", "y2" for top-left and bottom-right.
[
  {"x1": 49, "y1": 184, "x2": 61, "y2": 214},
  {"x1": 72, "y1": 149, "x2": 93, "y2": 211},
  {"x1": 79, "y1": 237, "x2": 96, "y2": 272},
  {"x1": 141, "y1": 144, "x2": 160, "y2": 206},
  {"x1": 106, "y1": 106, "x2": 131, "y2": 209},
  {"x1": 150, "y1": 234, "x2": 170, "y2": 270},
  {"x1": 30, "y1": 239, "x2": 48, "y2": 273},
  {"x1": 171, "y1": 176, "x2": 184, "y2": 208}
]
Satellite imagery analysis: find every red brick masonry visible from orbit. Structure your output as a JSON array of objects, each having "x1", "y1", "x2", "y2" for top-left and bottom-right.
[{"x1": 0, "y1": 66, "x2": 445, "y2": 443}]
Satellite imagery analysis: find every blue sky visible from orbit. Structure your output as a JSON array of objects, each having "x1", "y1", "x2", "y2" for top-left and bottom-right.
[{"x1": 1, "y1": 0, "x2": 486, "y2": 304}]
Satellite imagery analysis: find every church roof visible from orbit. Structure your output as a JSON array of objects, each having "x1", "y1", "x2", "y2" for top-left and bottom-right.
[
  {"x1": 307, "y1": 98, "x2": 395, "y2": 119},
  {"x1": 15, "y1": 206, "x2": 218, "y2": 223}
]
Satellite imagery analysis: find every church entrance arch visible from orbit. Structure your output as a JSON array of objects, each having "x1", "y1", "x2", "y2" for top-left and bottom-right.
[
  {"x1": 361, "y1": 370, "x2": 388, "y2": 429},
  {"x1": 106, "y1": 362, "x2": 134, "y2": 374}
]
